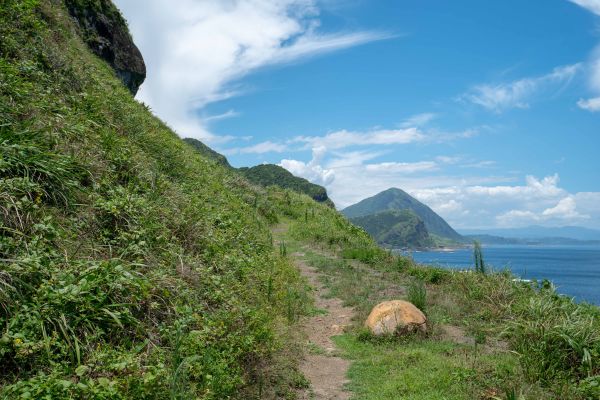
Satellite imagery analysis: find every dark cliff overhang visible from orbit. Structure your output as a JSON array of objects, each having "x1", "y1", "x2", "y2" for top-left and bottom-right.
[{"x1": 65, "y1": 0, "x2": 146, "y2": 95}]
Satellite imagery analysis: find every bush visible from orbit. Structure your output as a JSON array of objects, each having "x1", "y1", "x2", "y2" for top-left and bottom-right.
[{"x1": 407, "y1": 265, "x2": 450, "y2": 284}]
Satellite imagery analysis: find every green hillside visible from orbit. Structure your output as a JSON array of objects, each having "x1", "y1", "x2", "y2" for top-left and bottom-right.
[
  {"x1": 342, "y1": 187, "x2": 463, "y2": 242},
  {"x1": 183, "y1": 138, "x2": 232, "y2": 169},
  {"x1": 1, "y1": 1, "x2": 598, "y2": 399},
  {"x1": 239, "y1": 164, "x2": 334, "y2": 207},
  {"x1": 0, "y1": 2, "x2": 352, "y2": 397},
  {"x1": 180, "y1": 141, "x2": 335, "y2": 207},
  {"x1": 350, "y1": 210, "x2": 434, "y2": 249}
]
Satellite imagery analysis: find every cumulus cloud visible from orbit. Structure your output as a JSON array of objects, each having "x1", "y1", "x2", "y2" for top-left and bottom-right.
[
  {"x1": 280, "y1": 145, "x2": 599, "y2": 228},
  {"x1": 113, "y1": 0, "x2": 390, "y2": 142},
  {"x1": 461, "y1": 64, "x2": 581, "y2": 112},
  {"x1": 279, "y1": 146, "x2": 335, "y2": 186}
]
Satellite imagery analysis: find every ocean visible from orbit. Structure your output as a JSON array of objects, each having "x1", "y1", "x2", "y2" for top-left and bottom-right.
[{"x1": 407, "y1": 245, "x2": 600, "y2": 305}]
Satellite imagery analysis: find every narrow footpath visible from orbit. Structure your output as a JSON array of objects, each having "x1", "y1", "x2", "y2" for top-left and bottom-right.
[{"x1": 293, "y1": 251, "x2": 355, "y2": 400}]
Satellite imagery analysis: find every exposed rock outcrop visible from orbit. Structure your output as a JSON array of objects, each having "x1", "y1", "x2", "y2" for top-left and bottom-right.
[
  {"x1": 65, "y1": 0, "x2": 146, "y2": 94},
  {"x1": 365, "y1": 300, "x2": 427, "y2": 336}
]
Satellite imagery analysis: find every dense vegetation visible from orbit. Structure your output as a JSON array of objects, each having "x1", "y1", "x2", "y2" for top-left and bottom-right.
[
  {"x1": 239, "y1": 164, "x2": 334, "y2": 207},
  {"x1": 342, "y1": 187, "x2": 463, "y2": 242},
  {"x1": 1, "y1": 0, "x2": 598, "y2": 399},
  {"x1": 350, "y1": 209, "x2": 434, "y2": 249},
  {"x1": 183, "y1": 138, "x2": 232, "y2": 169},
  {"x1": 281, "y1": 212, "x2": 600, "y2": 399},
  {"x1": 0, "y1": 1, "x2": 314, "y2": 397}
]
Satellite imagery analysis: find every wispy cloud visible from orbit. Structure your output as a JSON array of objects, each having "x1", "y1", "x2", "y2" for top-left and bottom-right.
[
  {"x1": 569, "y1": 0, "x2": 600, "y2": 16},
  {"x1": 203, "y1": 109, "x2": 240, "y2": 123},
  {"x1": 293, "y1": 128, "x2": 425, "y2": 149},
  {"x1": 223, "y1": 140, "x2": 288, "y2": 155},
  {"x1": 114, "y1": 0, "x2": 391, "y2": 142},
  {"x1": 364, "y1": 161, "x2": 438, "y2": 173},
  {"x1": 461, "y1": 64, "x2": 581, "y2": 112},
  {"x1": 577, "y1": 45, "x2": 600, "y2": 111},
  {"x1": 400, "y1": 112, "x2": 437, "y2": 128}
]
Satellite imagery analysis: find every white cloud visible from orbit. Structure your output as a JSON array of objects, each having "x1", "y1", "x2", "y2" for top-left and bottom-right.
[
  {"x1": 279, "y1": 146, "x2": 335, "y2": 186},
  {"x1": 364, "y1": 161, "x2": 438, "y2": 173},
  {"x1": 542, "y1": 196, "x2": 587, "y2": 219},
  {"x1": 113, "y1": 0, "x2": 390, "y2": 142},
  {"x1": 400, "y1": 113, "x2": 436, "y2": 128},
  {"x1": 462, "y1": 64, "x2": 581, "y2": 112},
  {"x1": 203, "y1": 110, "x2": 240, "y2": 123},
  {"x1": 577, "y1": 96, "x2": 600, "y2": 111},
  {"x1": 293, "y1": 127, "x2": 425, "y2": 149},
  {"x1": 224, "y1": 140, "x2": 288, "y2": 155},
  {"x1": 569, "y1": 0, "x2": 600, "y2": 15},
  {"x1": 577, "y1": 47, "x2": 600, "y2": 111},
  {"x1": 281, "y1": 147, "x2": 600, "y2": 228}
]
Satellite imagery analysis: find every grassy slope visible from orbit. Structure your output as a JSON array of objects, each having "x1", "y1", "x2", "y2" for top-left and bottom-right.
[
  {"x1": 1, "y1": 1, "x2": 598, "y2": 400},
  {"x1": 282, "y1": 212, "x2": 600, "y2": 399},
  {"x1": 239, "y1": 164, "x2": 335, "y2": 207},
  {"x1": 0, "y1": 1, "x2": 316, "y2": 398}
]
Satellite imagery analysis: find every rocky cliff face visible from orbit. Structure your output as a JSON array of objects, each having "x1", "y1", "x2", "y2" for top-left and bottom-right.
[{"x1": 65, "y1": 0, "x2": 145, "y2": 95}]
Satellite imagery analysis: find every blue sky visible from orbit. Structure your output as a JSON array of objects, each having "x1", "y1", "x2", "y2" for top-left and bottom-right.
[{"x1": 115, "y1": 0, "x2": 600, "y2": 229}]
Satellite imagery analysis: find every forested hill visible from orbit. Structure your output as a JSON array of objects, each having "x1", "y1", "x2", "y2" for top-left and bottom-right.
[
  {"x1": 181, "y1": 139, "x2": 334, "y2": 207},
  {"x1": 239, "y1": 164, "x2": 335, "y2": 207},
  {"x1": 350, "y1": 210, "x2": 434, "y2": 249},
  {"x1": 342, "y1": 188, "x2": 463, "y2": 242}
]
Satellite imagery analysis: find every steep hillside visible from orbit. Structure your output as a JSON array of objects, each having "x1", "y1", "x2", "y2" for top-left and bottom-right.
[
  {"x1": 350, "y1": 210, "x2": 434, "y2": 249},
  {"x1": 342, "y1": 188, "x2": 463, "y2": 241},
  {"x1": 183, "y1": 137, "x2": 232, "y2": 169},
  {"x1": 180, "y1": 141, "x2": 335, "y2": 207},
  {"x1": 1, "y1": 2, "x2": 598, "y2": 399},
  {"x1": 239, "y1": 164, "x2": 334, "y2": 207},
  {"x1": 0, "y1": 1, "x2": 334, "y2": 397}
]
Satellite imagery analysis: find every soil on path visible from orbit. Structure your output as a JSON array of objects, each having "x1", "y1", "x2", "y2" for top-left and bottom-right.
[{"x1": 293, "y1": 251, "x2": 355, "y2": 400}]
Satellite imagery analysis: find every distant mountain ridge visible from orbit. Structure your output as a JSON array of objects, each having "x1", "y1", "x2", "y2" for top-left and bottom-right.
[
  {"x1": 350, "y1": 210, "x2": 434, "y2": 249},
  {"x1": 184, "y1": 138, "x2": 334, "y2": 206},
  {"x1": 342, "y1": 188, "x2": 463, "y2": 242},
  {"x1": 460, "y1": 225, "x2": 600, "y2": 241}
]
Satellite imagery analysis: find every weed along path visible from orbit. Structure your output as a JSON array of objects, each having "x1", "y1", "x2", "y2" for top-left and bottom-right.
[{"x1": 294, "y1": 251, "x2": 354, "y2": 400}]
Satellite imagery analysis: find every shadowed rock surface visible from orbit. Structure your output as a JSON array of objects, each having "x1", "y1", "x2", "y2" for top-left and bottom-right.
[{"x1": 65, "y1": 0, "x2": 145, "y2": 94}]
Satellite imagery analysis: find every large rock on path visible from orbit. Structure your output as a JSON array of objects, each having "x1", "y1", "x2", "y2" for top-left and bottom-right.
[{"x1": 365, "y1": 300, "x2": 427, "y2": 336}]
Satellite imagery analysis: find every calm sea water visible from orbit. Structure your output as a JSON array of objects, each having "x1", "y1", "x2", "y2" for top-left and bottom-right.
[{"x1": 407, "y1": 245, "x2": 600, "y2": 305}]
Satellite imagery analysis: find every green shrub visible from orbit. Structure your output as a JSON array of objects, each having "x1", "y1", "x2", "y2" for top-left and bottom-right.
[{"x1": 407, "y1": 265, "x2": 450, "y2": 284}]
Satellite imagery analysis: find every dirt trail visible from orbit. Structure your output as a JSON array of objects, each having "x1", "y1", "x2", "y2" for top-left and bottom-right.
[{"x1": 293, "y1": 251, "x2": 354, "y2": 400}]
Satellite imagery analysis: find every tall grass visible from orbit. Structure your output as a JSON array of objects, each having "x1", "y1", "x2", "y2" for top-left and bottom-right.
[
  {"x1": 407, "y1": 279, "x2": 427, "y2": 313},
  {"x1": 508, "y1": 287, "x2": 600, "y2": 384}
]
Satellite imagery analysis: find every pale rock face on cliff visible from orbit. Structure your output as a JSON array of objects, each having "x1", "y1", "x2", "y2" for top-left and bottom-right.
[{"x1": 65, "y1": 0, "x2": 146, "y2": 95}]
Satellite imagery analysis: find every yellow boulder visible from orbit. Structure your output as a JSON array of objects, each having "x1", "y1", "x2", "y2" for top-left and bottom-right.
[{"x1": 365, "y1": 300, "x2": 427, "y2": 336}]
